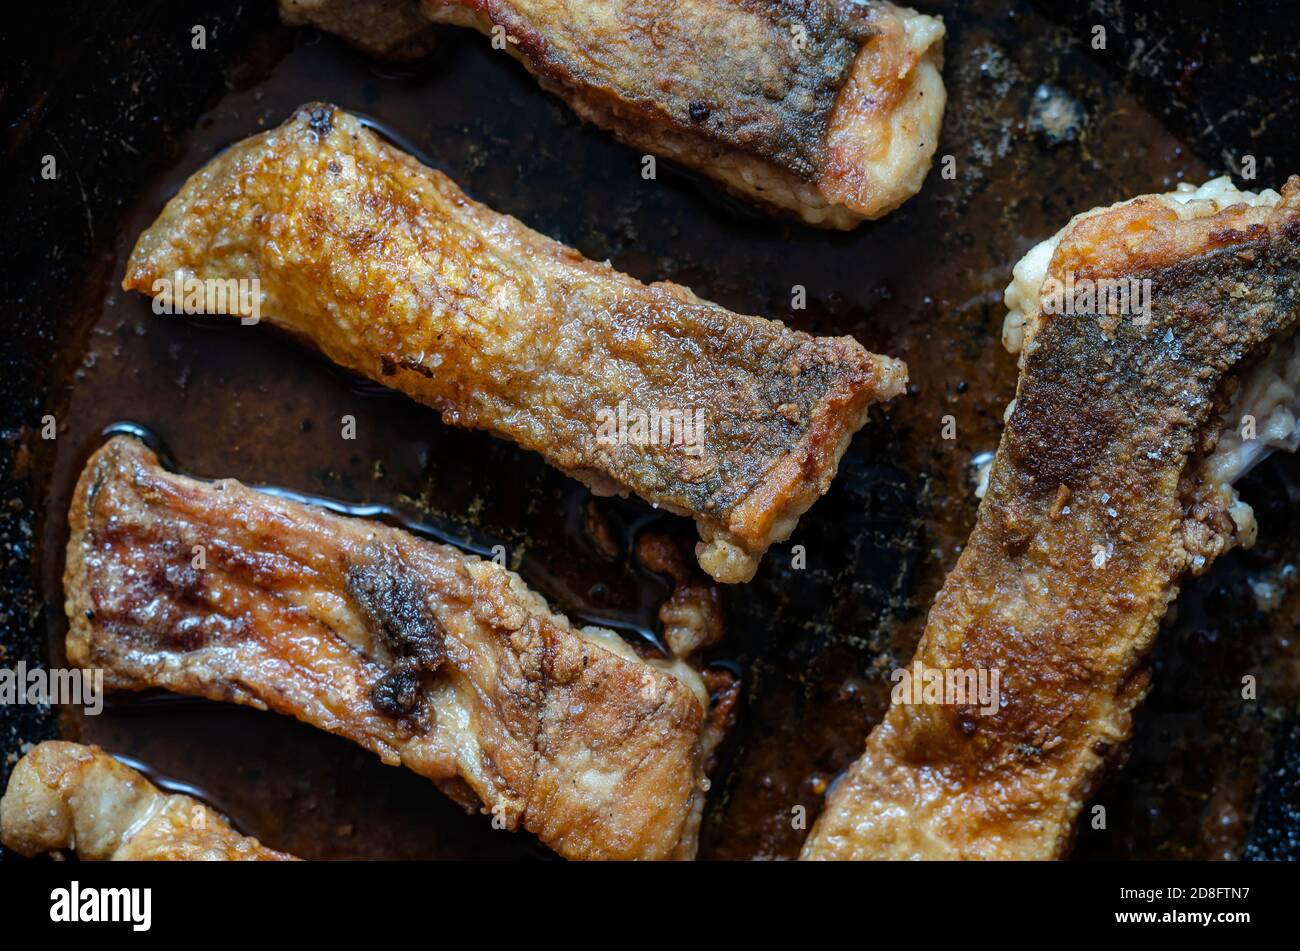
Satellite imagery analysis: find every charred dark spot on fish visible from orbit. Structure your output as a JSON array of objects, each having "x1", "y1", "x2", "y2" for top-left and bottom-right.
[
  {"x1": 399, "y1": 358, "x2": 434, "y2": 379},
  {"x1": 379, "y1": 355, "x2": 436, "y2": 379},
  {"x1": 306, "y1": 105, "x2": 334, "y2": 139},
  {"x1": 688, "y1": 100, "x2": 710, "y2": 122},
  {"x1": 1006, "y1": 377, "x2": 1117, "y2": 495},
  {"x1": 345, "y1": 546, "x2": 447, "y2": 722},
  {"x1": 370, "y1": 659, "x2": 421, "y2": 718},
  {"x1": 347, "y1": 549, "x2": 446, "y2": 670},
  {"x1": 348, "y1": 549, "x2": 447, "y2": 718}
]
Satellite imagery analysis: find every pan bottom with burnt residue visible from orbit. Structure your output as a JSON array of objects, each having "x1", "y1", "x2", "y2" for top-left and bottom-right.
[{"x1": 2, "y1": 0, "x2": 1299, "y2": 860}]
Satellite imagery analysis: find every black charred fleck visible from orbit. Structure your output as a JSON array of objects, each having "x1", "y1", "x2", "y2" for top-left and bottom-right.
[
  {"x1": 401, "y1": 358, "x2": 435, "y2": 379},
  {"x1": 370, "y1": 660, "x2": 421, "y2": 718},
  {"x1": 688, "y1": 100, "x2": 710, "y2": 122},
  {"x1": 306, "y1": 106, "x2": 334, "y2": 139},
  {"x1": 348, "y1": 549, "x2": 447, "y2": 718},
  {"x1": 348, "y1": 553, "x2": 446, "y2": 669}
]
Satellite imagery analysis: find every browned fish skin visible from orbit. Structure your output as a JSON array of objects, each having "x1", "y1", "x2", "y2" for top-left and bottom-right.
[
  {"x1": 0, "y1": 742, "x2": 295, "y2": 860},
  {"x1": 65, "y1": 436, "x2": 715, "y2": 860},
  {"x1": 285, "y1": 0, "x2": 440, "y2": 58},
  {"x1": 803, "y1": 180, "x2": 1300, "y2": 860},
  {"x1": 438, "y1": 0, "x2": 868, "y2": 180},
  {"x1": 122, "y1": 104, "x2": 906, "y2": 584},
  {"x1": 279, "y1": 1, "x2": 946, "y2": 226}
]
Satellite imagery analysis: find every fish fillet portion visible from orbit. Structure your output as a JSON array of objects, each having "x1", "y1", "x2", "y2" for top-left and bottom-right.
[
  {"x1": 0, "y1": 741, "x2": 294, "y2": 860},
  {"x1": 279, "y1": 1, "x2": 946, "y2": 227},
  {"x1": 804, "y1": 176, "x2": 1300, "y2": 860},
  {"x1": 65, "y1": 436, "x2": 718, "y2": 860},
  {"x1": 122, "y1": 104, "x2": 906, "y2": 584}
]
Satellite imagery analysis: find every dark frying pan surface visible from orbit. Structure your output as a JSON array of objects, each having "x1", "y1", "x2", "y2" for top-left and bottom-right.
[{"x1": 2, "y1": 0, "x2": 1298, "y2": 860}]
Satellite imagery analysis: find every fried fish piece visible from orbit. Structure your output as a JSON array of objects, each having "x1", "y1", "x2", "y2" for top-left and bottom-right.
[
  {"x1": 803, "y1": 176, "x2": 1300, "y2": 860},
  {"x1": 0, "y1": 741, "x2": 294, "y2": 860},
  {"x1": 65, "y1": 435, "x2": 720, "y2": 860},
  {"x1": 279, "y1": 1, "x2": 945, "y2": 227},
  {"x1": 122, "y1": 104, "x2": 906, "y2": 584}
]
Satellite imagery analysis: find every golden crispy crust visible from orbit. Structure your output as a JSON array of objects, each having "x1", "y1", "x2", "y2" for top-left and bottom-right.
[
  {"x1": 280, "y1": 2, "x2": 946, "y2": 226},
  {"x1": 65, "y1": 436, "x2": 711, "y2": 860},
  {"x1": 804, "y1": 179, "x2": 1300, "y2": 860},
  {"x1": 0, "y1": 742, "x2": 294, "y2": 860},
  {"x1": 122, "y1": 105, "x2": 905, "y2": 582}
]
